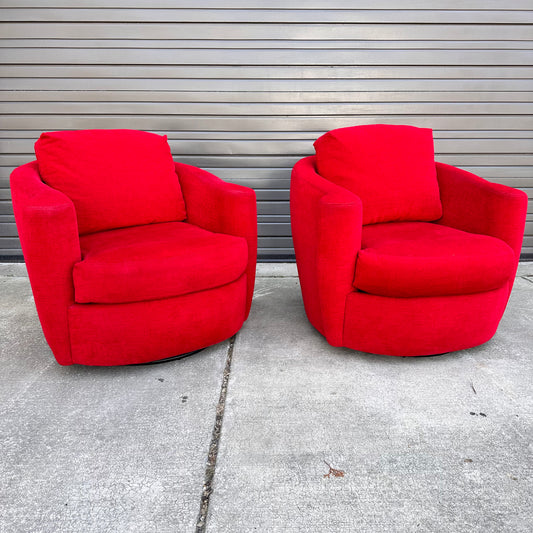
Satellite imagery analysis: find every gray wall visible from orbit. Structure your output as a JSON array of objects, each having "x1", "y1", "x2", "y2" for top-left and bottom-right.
[{"x1": 1, "y1": 1, "x2": 532, "y2": 259}]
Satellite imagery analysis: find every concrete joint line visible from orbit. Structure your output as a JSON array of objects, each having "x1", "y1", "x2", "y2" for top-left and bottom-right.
[{"x1": 195, "y1": 334, "x2": 236, "y2": 532}]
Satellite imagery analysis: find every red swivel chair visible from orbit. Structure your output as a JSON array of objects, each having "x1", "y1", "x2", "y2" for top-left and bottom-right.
[
  {"x1": 11, "y1": 129, "x2": 257, "y2": 365},
  {"x1": 290, "y1": 124, "x2": 527, "y2": 356}
]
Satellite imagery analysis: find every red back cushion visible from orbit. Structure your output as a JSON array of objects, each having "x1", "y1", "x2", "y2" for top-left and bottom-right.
[
  {"x1": 314, "y1": 124, "x2": 442, "y2": 225},
  {"x1": 35, "y1": 129, "x2": 186, "y2": 234}
]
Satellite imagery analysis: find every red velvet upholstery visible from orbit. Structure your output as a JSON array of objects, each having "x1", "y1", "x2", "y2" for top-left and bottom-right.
[
  {"x1": 314, "y1": 124, "x2": 442, "y2": 225},
  {"x1": 355, "y1": 222, "x2": 515, "y2": 298},
  {"x1": 68, "y1": 276, "x2": 247, "y2": 366},
  {"x1": 10, "y1": 162, "x2": 80, "y2": 366},
  {"x1": 290, "y1": 156, "x2": 362, "y2": 346},
  {"x1": 74, "y1": 222, "x2": 248, "y2": 304},
  {"x1": 35, "y1": 129, "x2": 186, "y2": 234},
  {"x1": 343, "y1": 285, "x2": 510, "y2": 357},
  {"x1": 435, "y1": 162, "x2": 527, "y2": 263},
  {"x1": 11, "y1": 131, "x2": 257, "y2": 366},
  {"x1": 175, "y1": 162, "x2": 257, "y2": 318},
  {"x1": 291, "y1": 126, "x2": 527, "y2": 356}
]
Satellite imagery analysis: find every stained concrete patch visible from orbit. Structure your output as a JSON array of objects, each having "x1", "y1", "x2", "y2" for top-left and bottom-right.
[
  {"x1": 0, "y1": 276, "x2": 226, "y2": 533},
  {"x1": 207, "y1": 276, "x2": 533, "y2": 533}
]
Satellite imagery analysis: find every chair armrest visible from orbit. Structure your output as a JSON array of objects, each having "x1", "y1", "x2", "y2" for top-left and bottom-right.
[
  {"x1": 175, "y1": 162, "x2": 257, "y2": 318},
  {"x1": 435, "y1": 162, "x2": 528, "y2": 260},
  {"x1": 290, "y1": 156, "x2": 362, "y2": 346},
  {"x1": 10, "y1": 161, "x2": 81, "y2": 365}
]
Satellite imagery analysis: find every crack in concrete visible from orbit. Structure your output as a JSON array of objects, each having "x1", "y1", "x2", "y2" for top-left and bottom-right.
[{"x1": 195, "y1": 334, "x2": 236, "y2": 532}]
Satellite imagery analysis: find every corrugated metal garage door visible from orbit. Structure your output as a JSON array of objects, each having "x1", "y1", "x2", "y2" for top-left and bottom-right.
[{"x1": 1, "y1": 1, "x2": 532, "y2": 259}]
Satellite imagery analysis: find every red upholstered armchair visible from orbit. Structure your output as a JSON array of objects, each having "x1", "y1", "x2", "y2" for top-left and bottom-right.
[
  {"x1": 11, "y1": 130, "x2": 257, "y2": 366},
  {"x1": 290, "y1": 125, "x2": 527, "y2": 356}
]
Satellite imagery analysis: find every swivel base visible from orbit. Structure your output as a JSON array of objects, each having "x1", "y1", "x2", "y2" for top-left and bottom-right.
[{"x1": 130, "y1": 348, "x2": 205, "y2": 366}]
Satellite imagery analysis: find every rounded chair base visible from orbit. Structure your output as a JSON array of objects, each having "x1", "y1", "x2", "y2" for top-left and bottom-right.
[
  {"x1": 339, "y1": 284, "x2": 510, "y2": 357},
  {"x1": 64, "y1": 274, "x2": 247, "y2": 365}
]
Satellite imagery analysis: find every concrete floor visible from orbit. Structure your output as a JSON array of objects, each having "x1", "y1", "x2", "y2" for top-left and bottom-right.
[{"x1": 1, "y1": 263, "x2": 532, "y2": 533}]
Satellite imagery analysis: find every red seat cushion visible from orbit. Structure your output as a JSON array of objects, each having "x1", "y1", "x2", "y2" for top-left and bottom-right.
[
  {"x1": 35, "y1": 129, "x2": 186, "y2": 234},
  {"x1": 73, "y1": 221, "x2": 248, "y2": 304},
  {"x1": 354, "y1": 222, "x2": 515, "y2": 297},
  {"x1": 314, "y1": 124, "x2": 442, "y2": 225}
]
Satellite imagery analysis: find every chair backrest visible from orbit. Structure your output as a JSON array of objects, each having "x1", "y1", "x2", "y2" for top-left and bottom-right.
[
  {"x1": 313, "y1": 124, "x2": 442, "y2": 225},
  {"x1": 35, "y1": 129, "x2": 187, "y2": 234}
]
